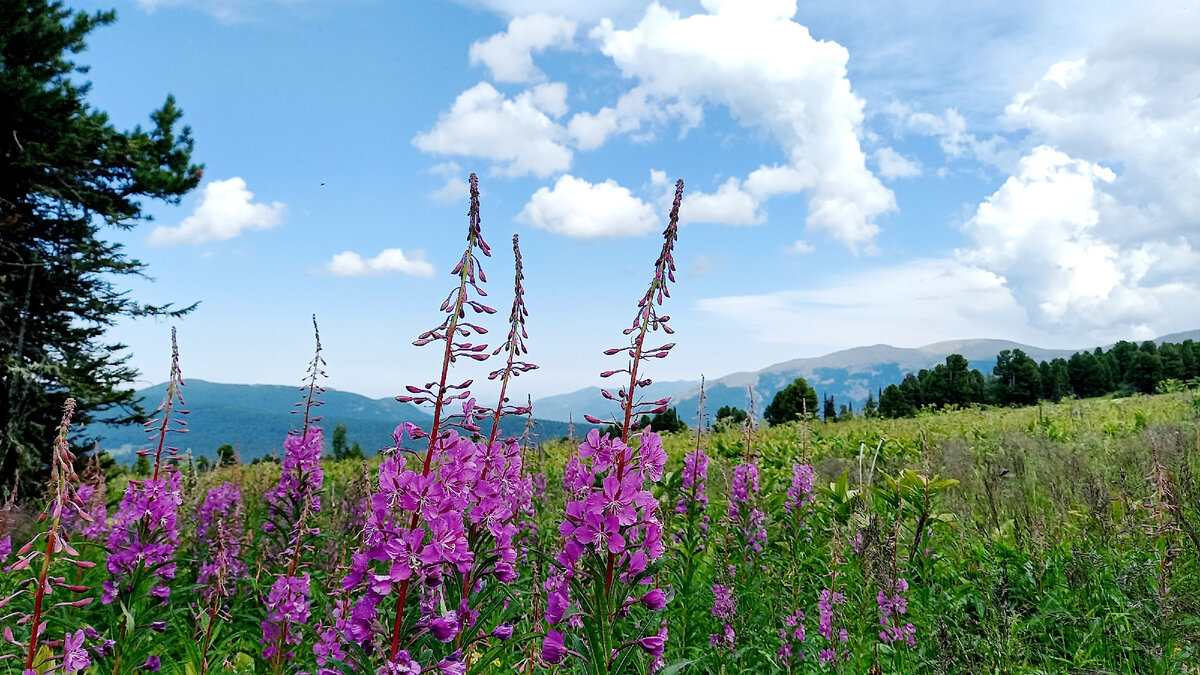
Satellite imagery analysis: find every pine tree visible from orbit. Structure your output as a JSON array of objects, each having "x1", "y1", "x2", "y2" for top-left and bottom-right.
[{"x1": 0, "y1": 1, "x2": 202, "y2": 487}]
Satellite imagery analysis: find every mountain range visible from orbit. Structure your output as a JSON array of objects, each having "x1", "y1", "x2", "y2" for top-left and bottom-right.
[
  {"x1": 85, "y1": 330, "x2": 1200, "y2": 458},
  {"x1": 84, "y1": 379, "x2": 582, "y2": 462},
  {"x1": 531, "y1": 330, "x2": 1200, "y2": 422}
]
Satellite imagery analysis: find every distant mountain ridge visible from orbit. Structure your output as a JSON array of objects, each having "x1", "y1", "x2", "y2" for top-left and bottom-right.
[
  {"x1": 87, "y1": 331, "x2": 1200, "y2": 456},
  {"x1": 84, "y1": 380, "x2": 584, "y2": 461},
  {"x1": 533, "y1": 330, "x2": 1200, "y2": 422}
]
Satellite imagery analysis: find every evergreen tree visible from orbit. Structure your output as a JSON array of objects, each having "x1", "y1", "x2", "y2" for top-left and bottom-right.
[
  {"x1": 648, "y1": 407, "x2": 688, "y2": 434},
  {"x1": 332, "y1": 423, "x2": 349, "y2": 459},
  {"x1": 863, "y1": 390, "x2": 877, "y2": 418},
  {"x1": 1159, "y1": 343, "x2": 1185, "y2": 380},
  {"x1": 714, "y1": 405, "x2": 748, "y2": 428},
  {"x1": 763, "y1": 377, "x2": 818, "y2": 427},
  {"x1": 217, "y1": 443, "x2": 237, "y2": 467},
  {"x1": 878, "y1": 384, "x2": 910, "y2": 418},
  {"x1": 1128, "y1": 349, "x2": 1163, "y2": 393},
  {"x1": 822, "y1": 395, "x2": 836, "y2": 422},
  {"x1": 1, "y1": 2, "x2": 203, "y2": 488}
]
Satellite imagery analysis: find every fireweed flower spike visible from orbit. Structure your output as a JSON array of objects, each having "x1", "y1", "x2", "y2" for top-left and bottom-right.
[
  {"x1": 338, "y1": 173, "x2": 497, "y2": 671},
  {"x1": 545, "y1": 178, "x2": 684, "y2": 674},
  {"x1": 103, "y1": 330, "x2": 188, "y2": 673},
  {"x1": 261, "y1": 317, "x2": 328, "y2": 674},
  {"x1": 1, "y1": 400, "x2": 94, "y2": 674}
]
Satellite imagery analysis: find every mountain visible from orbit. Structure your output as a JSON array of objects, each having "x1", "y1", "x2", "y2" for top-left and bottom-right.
[
  {"x1": 84, "y1": 380, "x2": 585, "y2": 462},
  {"x1": 530, "y1": 379, "x2": 699, "y2": 423},
  {"x1": 668, "y1": 339, "x2": 1080, "y2": 417},
  {"x1": 535, "y1": 331, "x2": 1200, "y2": 422}
]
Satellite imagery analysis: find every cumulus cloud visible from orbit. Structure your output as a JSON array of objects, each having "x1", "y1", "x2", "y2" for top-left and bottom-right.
[
  {"x1": 958, "y1": 145, "x2": 1200, "y2": 334},
  {"x1": 1003, "y1": 11, "x2": 1200, "y2": 246},
  {"x1": 469, "y1": 14, "x2": 576, "y2": 83},
  {"x1": 517, "y1": 175, "x2": 659, "y2": 238},
  {"x1": 944, "y1": 7, "x2": 1200, "y2": 339},
  {"x1": 873, "y1": 147, "x2": 921, "y2": 179},
  {"x1": 413, "y1": 82, "x2": 572, "y2": 177},
  {"x1": 577, "y1": 0, "x2": 895, "y2": 250},
  {"x1": 789, "y1": 240, "x2": 814, "y2": 254},
  {"x1": 149, "y1": 177, "x2": 286, "y2": 245},
  {"x1": 678, "y1": 178, "x2": 763, "y2": 226},
  {"x1": 326, "y1": 249, "x2": 436, "y2": 278}
]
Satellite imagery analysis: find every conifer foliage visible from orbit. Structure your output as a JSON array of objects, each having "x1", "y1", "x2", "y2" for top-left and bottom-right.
[{"x1": 0, "y1": 1, "x2": 203, "y2": 487}]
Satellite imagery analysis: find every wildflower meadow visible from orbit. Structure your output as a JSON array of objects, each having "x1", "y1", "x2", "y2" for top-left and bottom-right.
[{"x1": 3, "y1": 175, "x2": 1200, "y2": 675}]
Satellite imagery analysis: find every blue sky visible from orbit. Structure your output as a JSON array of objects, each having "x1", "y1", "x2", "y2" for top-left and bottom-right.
[{"x1": 73, "y1": 0, "x2": 1200, "y2": 401}]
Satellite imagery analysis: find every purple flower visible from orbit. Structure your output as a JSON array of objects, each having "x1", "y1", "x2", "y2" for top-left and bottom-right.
[
  {"x1": 711, "y1": 584, "x2": 735, "y2": 620},
  {"x1": 492, "y1": 622, "x2": 514, "y2": 640},
  {"x1": 0, "y1": 535, "x2": 9, "y2": 563},
  {"x1": 313, "y1": 625, "x2": 346, "y2": 666},
  {"x1": 785, "y1": 463, "x2": 816, "y2": 513},
  {"x1": 265, "y1": 426, "x2": 325, "y2": 519},
  {"x1": 261, "y1": 573, "x2": 312, "y2": 661},
  {"x1": 141, "y1": 655, "x2": 161, "y2": 672},
  {"x1": 640, "y1": 588, "x2": 667, "y2": 610},
  {"x1": 639, "y1": 432, "x2": 667, "y2": 482},
  {"x1": 62, "y1": 630, "x2": 90, "y2": 674},
  {"x1": 104, "y1": 469, "x2": 183, "y2": 605},
  {"x1": 638, "y1": 634, "x2": 665, "y2": 658},
  {"x1": 541, "y1": 630, "x2": 567, "y2": 663},
  {"x1": 430, "y1": 610, "x2": 460, "y2": 642}
]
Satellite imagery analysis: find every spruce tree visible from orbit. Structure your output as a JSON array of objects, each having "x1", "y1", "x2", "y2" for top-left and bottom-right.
[{"x1": 0, "y1": 1, "x2": 202, "y2": 489}]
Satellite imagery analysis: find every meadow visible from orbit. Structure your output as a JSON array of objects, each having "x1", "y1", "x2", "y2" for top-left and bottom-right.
[{"x1": 3, "y1": 178, "x2": 1199, "y2": 674}]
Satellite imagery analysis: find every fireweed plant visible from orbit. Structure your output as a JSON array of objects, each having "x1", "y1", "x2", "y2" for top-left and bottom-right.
[
  {"x1": 331, "y1": 174, "x2": 533, "y2": 674},
  {"x1": 260, "y1": 316, "x2": 328, "y2": 674},
  {"x1": 99, "y1": 328, "x2": 189, "y2": 674},
  {"x1": 663, "y1": 377, "x2": 711, "y2": 659},
  {"x1": 0, "y1": 399, "x2": 94, "y2": 675},
  {"x1": 538, "y1": 179, "x2": 685, "y2": 675}
]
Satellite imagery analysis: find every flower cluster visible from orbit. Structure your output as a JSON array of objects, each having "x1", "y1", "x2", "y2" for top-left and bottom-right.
[
  {"x1": 785, "y1": 463, "x2": 816, "y2": 514},
  {"x1": 3, "y1": 400, "x2": 96, "y2": 674},
  {"x1": 817, "y1": 588, "x2": 848, "y2": 664},
  {"x1": 878, "y1": 577, "x2": 916, "y2": 646},
  {"x1": 197, "y1": 482, "x2": 247, "y2": 598},
  {"x1": 264, "y1": 426, "x2": 325, "y2": 531},
  {"x1": 729, "y1": 461, "x2": 766, "y2": 551},
  {"x1": 675, "y1": 449, "x2": 709, "y2": 518},
  {"x1": 261, "y1": 573, "x2": 312, "y2": 661},
  {"x1": 709, "y1": 584, "x2": 736, "y2": 649},
  {"x1": 103, "y1": 469, "x2": 183, "y2": 604},
  {"x1": 777, "y1": 609, "x2": 806, "y2": 666},
  {"x1": 543, "y1": 429, "x2": 668, "y2": 664}
]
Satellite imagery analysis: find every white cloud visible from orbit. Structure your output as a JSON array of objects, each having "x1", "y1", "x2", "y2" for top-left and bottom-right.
[
  {"x1": 582, "y1": 0, "x2": 895, "y2": 251},
  {"x1": 873, "y1": 147, "x2": 921, "y2": 179},
  {"x1": 413, "y1": 82, "x2": 572, "y2": 177},
  {"x1": 469, "y1": 14, "x2": 576, "y2": 83},
  {"x1": 429, "y1": 162, "x2": 470, "y2": 204},
  {"x1": 789, "y1": 240, "x2": 814, "y2": 254},
  {"x1": 698, "y1": 258, "x2": 1035, "y2": 350},
  {"x1": 679, "y1": 178, "x2": 762, "y2": 226},
  {"x1": 958, "y1": 145, "x2": 1200, "y2": 334},
  {"x1": 517, "y1": 175, "x2": 659, "y2": 238},
  {"x1": 326, "y1": 249, "x2": 436, "y2": 278},
  {"x1": 942, "y1": 8, "x2": 1200, "y2": 339},
  {"x1": 1003, "y1": 11, "x2": 1200, "y2": 246},
  {"x1": 149, "y1": 177, "x2": 286, "y2": 245}
]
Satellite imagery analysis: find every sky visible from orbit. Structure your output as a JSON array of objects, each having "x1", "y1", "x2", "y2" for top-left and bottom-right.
[{"x1": 69, "y1": 0, "x2": 1200, "y2": 402}]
